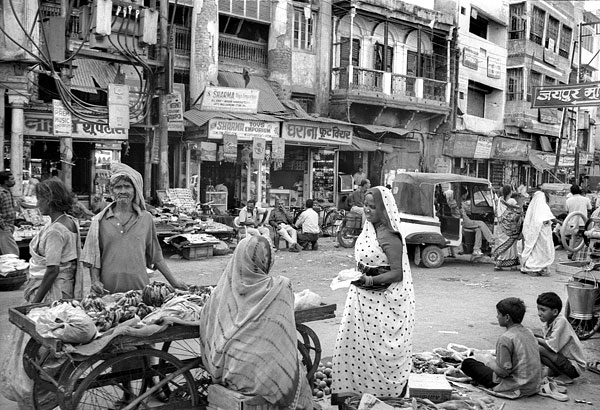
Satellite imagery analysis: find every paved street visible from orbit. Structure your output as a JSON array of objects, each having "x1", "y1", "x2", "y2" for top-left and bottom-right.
[{"x1": 1, "y1": 237, "x2": 599, "y2": 409}]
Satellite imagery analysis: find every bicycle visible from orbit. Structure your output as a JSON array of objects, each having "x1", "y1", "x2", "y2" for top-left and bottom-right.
[{"x1": 321, "y1": 206, "x2": 344, "y2": 237}]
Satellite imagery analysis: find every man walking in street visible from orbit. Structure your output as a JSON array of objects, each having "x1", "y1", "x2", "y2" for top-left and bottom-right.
[
  {"x1": 82, "y1": 163, "x2": 186, "y2": 294},
  {"x1": 270, "y1": 198, "x2": 301, "y2": 252},
  {"x1": 565, "y1": 184, "x2": 592, "y2": 259},
  {"x1": 0, "y1": 171, "x2": 19, "y2": 256}
]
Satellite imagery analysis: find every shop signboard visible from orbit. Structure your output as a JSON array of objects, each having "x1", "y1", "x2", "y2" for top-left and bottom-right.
[
  {"x1": 25, "y1": 111, "x2": 128, "y2": 140},
  {"x1": 462, "y1": 48, "x2": 479, "y2": 70},
  {"x1": 532, "y1": 81, "x2": 600, "y2": 108},
  {"x1": 252, "y1": 137, "x2": 266, "y2": 160},
  {"x1": 151, "y1": 129, "x2": 159, "y2": 164},
  {"x1": 442, "y1": 133, "x2": 477, "y2": 158},
  {"x1": 52, "y1": 100, "x2": 72, "y2": 136},
  {"x1": 200, "y1": 141, "x2": 217, "y2": 161},
  {"x1": 281, "y1": 121, "x2": 352, "y2": 145},
  {"x1": 473, "y1": 136, "x2": 493, "y2": 159},
  {"x1": 487, "y1": 57, "x2": 501, "y2": 79},
  {"x1": 272, "y1": 137, "x2": 285, "y2": 160},
  {"x1": 222, "y1": 133, "x2": 238, "y2": 161},
  {"x1": 167, "y1": 85, "x2": 185, "y2": 132},
  {"x1": 492, "y1": 137, "x2": 529, "y2": 161},
  {"x1": 201, "y1": 86, "x2": 259, "y2": 114},
  {"x1": 208, "y1": 118, "x2": 279, "y2": 141}
]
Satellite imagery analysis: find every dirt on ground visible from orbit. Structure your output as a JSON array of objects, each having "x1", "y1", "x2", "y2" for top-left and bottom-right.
[{"x1": 0, "y1": 236, "x2": 598, "y2": 409}]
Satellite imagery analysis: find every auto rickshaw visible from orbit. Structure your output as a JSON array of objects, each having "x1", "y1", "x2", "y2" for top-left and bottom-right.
[{"x1": 391, "y1": 172, "x2": 496, "y2": 268}]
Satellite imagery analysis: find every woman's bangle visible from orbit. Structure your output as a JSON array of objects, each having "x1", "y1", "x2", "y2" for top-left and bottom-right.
[{"x1": 365, "y1": 275, "x2": 374, "y2": 287}]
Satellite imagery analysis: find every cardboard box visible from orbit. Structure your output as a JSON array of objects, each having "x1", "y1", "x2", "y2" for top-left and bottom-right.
[{"x1": 408, "y1": 373, "x2": 453, "y2": 403}]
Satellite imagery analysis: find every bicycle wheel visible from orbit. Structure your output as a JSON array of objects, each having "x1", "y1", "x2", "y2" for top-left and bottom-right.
[
  {"x1": 70, "y1": 349, "x2": 198, "y2": 409},
  {"x1": 322, "y1": 209, "x2": 341, "y2": 237},
  {"x1": 162, "y1": 338, "x2": 212, "y2": 403}
]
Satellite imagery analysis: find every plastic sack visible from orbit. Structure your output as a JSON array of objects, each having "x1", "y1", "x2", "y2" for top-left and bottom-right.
[
  {"x1": 330, "y1": 268, "x2": 362, "y2": 290},
  {"x1": 0, "y1": 326, "x2": 34, "y2": 408},
  {"x1": 34, "y1": 303, "x2": 97, "y2": 344},
  {"x1": 293, "y1": 289, "x2": 322, "y2": 311}
]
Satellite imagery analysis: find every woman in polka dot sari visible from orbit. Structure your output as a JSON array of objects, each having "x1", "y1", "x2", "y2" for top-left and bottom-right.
[{"x1": 332, "y1": 186, "x2": 416, "y2": 404}]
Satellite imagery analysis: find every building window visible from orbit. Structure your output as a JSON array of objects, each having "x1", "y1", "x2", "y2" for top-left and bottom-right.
[
  {"x1": 559, "y1": 25, "x2": 572, "y2": 58},
  {"x1": 293, "y1": 7, "x2": 315, "y2": 50},
  {"x1": 507, "y1": 68, "x2": 524, "y2": 101},
  {"x1": 544, "y1": 75, "x2": 556, "y2": 86},
  {"x1": 509, "y1": 3, "x2": 526, "y2": 40},
  {"x1": 528, "y1": 70, "x2": 542, "y2": 102},
  {"x1": 530, "y1": 6, "x2": 545, "y2": 45},
  {"x1": 340, "y1": 37, "x2": 361, "y2": 67},
  {"x1": 545, "y1": 16, "x2": 559, "y2": 51},
  {"x1": 291, "y1": 93, "x2": 315, "y2": 113},
  {"x1": 374, "y1": 43, "x2": 393, "y2": 72},
  {"x1": 467, "y1": 86, "x2": 485, "y2": 117},
  {"x1": 469, "y1": 10, "x2": 488, "y2": 39},
  {"x1": 582, "y1": 26, "x2": 594, "y2": 52}
]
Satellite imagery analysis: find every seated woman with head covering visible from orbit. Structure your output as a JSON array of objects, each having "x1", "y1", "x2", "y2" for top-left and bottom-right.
[{"x1": 199, "y1": 236, "x2": 314, "y2": 409}]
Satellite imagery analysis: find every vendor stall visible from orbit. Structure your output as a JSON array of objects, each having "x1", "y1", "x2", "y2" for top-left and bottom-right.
[{"x1": 9, "y1": 288, "x2": 336, "y2": 410}]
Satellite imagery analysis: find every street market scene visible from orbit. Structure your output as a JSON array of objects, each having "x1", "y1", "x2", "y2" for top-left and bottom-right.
[{"x1": 1, "y1": 0, "x2": 600, "y2": 409}]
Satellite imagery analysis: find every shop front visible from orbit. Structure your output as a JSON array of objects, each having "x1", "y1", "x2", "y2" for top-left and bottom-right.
[{"x1": 23, "y1": 110, "x2": 133, "y2": 206}]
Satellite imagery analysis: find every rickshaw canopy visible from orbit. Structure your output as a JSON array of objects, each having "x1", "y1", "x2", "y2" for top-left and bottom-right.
[{"x1": 392, "y1": 172, "x2": 493, "y2": 218}]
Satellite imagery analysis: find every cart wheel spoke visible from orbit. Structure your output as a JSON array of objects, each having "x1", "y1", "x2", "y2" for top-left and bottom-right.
[
  {"x1": 69, "y1": 348, "x2": 198, "y2": 409},
  {"x1": 296, "y1": 323, "x2": 322, "y2": 387},
  {"x1": 162, "y1": 338, "x2": 211, "y2": 403}
]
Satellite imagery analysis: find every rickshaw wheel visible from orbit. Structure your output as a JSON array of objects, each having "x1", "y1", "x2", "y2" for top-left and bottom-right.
[
  {"x1": 162, "y1": 338, "x2": 211, "y2": 404},
  {"x1": 296, "y1": 323, "x2": 322, "y2": 388},
  {"x1": 69, "y1": 349, "x2": 198, "y2": 409},
  {"x1": 23, "y1": 339, "x2": 49, "y2": 380},
  {"x1": 337, "y1": 220, "x2": 357, "y2": 248},
  {"x1": 565, "y1": 301, "x2": 600, "y2": 340},
  {"x1": 421, "y1": 245, "x2": 444, "y2": 269},
  {"x1": 560, "y1": 212, "x2": 587, "y2": 253},
  {"x1": 323, "y1": 209, "x2": 342, "y2": 237}
]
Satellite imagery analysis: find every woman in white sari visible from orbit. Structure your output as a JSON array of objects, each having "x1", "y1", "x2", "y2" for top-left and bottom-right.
[
  {"x1": 332, "y1": 186, "x2": 415, "y2": 405},
  {"x1": 521, "y1": 190, "x2": 556, "y2": 275}
]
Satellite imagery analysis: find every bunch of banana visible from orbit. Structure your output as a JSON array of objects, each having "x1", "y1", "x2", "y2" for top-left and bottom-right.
[
  {"x1": 187, "y1": 284, "x2": 215, "y2": 296},
  {"x1": 116, "y1": 290, "x2": 142, "y2": 308},
  {"x1": 135, "y1": 303, "x2": 153, "y2": 319},
  {"x1": 106, "y1": 306, "x2": 124, "y2": 325},
  {"x1": 50, "y1": 299, "x2": 82, "y2": 308},
  {"x1": 87, "y1": 309, "x2": 113, "y2": 332},
  {"x1": 142, "y1": 281, "x2": 175, "y2": 307},
  {"x1": 81, "y1": 294, "x2": 106, "y2": 312}
]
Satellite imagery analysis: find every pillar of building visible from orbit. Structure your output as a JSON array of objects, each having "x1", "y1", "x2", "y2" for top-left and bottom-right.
[
  {"x1": 268, "y1": 0, "x2": 292, "y2": 99},
  {"x1": 7, "y1": 91, "x2": 30, "y2": 197},
  {"x1": 189, "y1": 0, "x2": 219, "y2": 105}
]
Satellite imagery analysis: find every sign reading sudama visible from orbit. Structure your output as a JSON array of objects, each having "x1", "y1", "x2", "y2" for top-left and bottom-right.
[
  {"x1": 201, "y1": 87, "x2": 260, "y2": 114},
  {"x1": 281, "y1": 121, "x2": 352, "y2": 145},
  {"x1": 532, "y1": 81, "x2": 600, "y2": 108},
  {"x1": 207, "y1": 118, "x2": 280, "y2": 141}
]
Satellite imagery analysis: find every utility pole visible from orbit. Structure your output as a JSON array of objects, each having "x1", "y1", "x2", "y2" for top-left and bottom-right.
[
  {"x1": 158, "y1": 0, "x2": 170, "y2": 189},
  {"x1": 575, "y1": 22, "x2": 582, "y2": 184}
]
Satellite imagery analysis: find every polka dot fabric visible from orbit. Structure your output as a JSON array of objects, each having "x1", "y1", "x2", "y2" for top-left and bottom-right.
[{"x1": 332, "y1": 186, "x2": 416, "y2": 398}]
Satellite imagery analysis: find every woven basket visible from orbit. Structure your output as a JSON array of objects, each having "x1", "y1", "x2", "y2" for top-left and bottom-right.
[
  {"x1": 344, "y1": 396, "x2": 438, "y2": 410},
  {"x1": 0, "y1": 269, "x2": 28, "y2": 291}
]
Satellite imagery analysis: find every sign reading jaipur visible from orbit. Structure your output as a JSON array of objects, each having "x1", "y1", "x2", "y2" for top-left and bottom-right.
[
  {"x1": 207, "y1": 118, "x2": 280, "y2": 141},
  {"x1": 282, "y1": 121, "x2": 353, "y2": 145},
  {"x1": 532, "y1": 81, "x2": 600, "y2": 108}
]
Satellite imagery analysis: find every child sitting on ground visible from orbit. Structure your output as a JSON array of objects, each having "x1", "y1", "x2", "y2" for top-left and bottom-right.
[
  {"x1": 460, "y1": 297, "x2": 542, "y2": 398},
  {"x1": 536, "y1": 292, "x2": 586, "y2": 382}
]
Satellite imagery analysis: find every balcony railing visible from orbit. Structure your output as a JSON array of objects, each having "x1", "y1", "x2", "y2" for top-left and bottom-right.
[
  {"x1": 333, "y1": 66, "x2": 448, "y2": 104},
  {"x1": 172, "y1": 26, "x2": 191, "y2": 54},
  {"x1": 218, "y1": 35, "x2": 268, "y2": 68}
]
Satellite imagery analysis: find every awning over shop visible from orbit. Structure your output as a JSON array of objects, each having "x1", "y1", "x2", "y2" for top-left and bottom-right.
[
  {"x1": 353, "y1": 123, "x2": 411, "y2": 137},
  {"x1": 184, "y1": 109, "x2": 282, "y2": 128},
  {"x1": 217, "y1": 72, "x2": 285, "y2": 113},
  {"x1": 70, "y1": 60, "x2": 141, "y2": 94},
  {"x1": 528, "y1": 150, "x2": 554, "y2": 172},
  {"x1": 339, "y1": 137, "x2": 394, "y2": 153}
]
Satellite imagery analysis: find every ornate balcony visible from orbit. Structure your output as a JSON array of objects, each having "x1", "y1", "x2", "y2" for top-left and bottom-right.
[{"x1": 218, "y1": 34, "x2": 268, "y2": 69}]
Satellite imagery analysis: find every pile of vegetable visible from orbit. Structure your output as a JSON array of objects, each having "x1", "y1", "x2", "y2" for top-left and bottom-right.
[
  {"x1": 311, "y1": 362, "x2": 333, "y2": 399},
  {"x1": 79, "y1": 281, "x2": 214, "y2": 333}
]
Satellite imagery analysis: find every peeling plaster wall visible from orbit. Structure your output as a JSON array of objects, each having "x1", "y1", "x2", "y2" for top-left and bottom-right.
[{"x1": 190, "y1": 0, "x2": 218, "y2": 103}]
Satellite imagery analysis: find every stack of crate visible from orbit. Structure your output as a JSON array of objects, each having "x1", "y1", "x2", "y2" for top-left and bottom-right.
[{"x1": 207, "y1": 384, "x2": 279, "y2": 410}]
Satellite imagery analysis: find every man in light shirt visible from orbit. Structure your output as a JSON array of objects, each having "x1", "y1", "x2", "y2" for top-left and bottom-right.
[
  {"x1": 296, "y1": 199, "x2": 320, "y2": 250},
  {"x1": 565, "y1": 184, "x2": 591, "y2": 258},
  {"x1": 238, "y1": 198, "x2": 273, "y2": 246}
]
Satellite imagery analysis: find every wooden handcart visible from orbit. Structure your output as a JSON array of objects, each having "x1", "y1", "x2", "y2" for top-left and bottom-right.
[{"x1": 9, "y1": 303, "x2": 336, "y2": 410}]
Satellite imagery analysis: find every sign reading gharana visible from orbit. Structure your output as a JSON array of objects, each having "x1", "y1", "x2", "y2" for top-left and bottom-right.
[
  {"x1": 207, "y1": 118, "x2": 280, "y2": 141},
  {"x1": 281, "y1": 121, "x2": 352, "y2": 145},
  {"x1": 201, "y1": 87, "x2": 260, "y2": 114},
  {"x1": 532, "y1": 81, "x2": 600, "y2": 108},
  {"x1": 25, "y1": 111, "x2": 128, "y2": 140}
]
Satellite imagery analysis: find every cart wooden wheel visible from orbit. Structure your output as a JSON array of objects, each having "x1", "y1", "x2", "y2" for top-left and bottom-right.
[
  {"x1": 23, "y1": 339, "x2": 64, "y2": 410},
  {"x1": 162, "y1": 338, "x2": 212, "y2": 404},
  {"x1": 560, "y1": 212, "x2": 587, "y2": 253},
  {"x1": 67, "y1": 349, "x2": 198, "y2": 409},
  {"x1": 296, "y1": 323, "x2": 322, "y2": 387}
]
